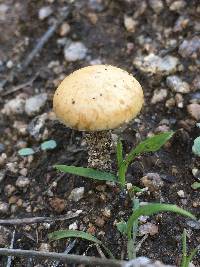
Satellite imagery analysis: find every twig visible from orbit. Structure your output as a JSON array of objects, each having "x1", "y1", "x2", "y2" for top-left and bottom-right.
[
  {"x1": 51, "y1": 239, "x2": 76, "y2": 267},
  {"x1": 0, "y1": 249, "x2": 125, "y2": 267},
  {"x1": 6, "y1": 230, "x2": 15, "y2": 267},
  {"x1": 1, "y1": 73, "x2": 38, "y2": 96},
  {"x1": 20, "y1": 8, "x2": 70, "y2": 70},
  {"x1": 0, "y1": 213, "x2": 79, "y2": 226}
]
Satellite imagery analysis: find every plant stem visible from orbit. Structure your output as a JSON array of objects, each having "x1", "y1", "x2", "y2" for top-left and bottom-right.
[
  {"x1": 127, "y1": 198, "x2": 140, "y2": 260},
  {"x1": 181, "y1": 229, "x2": 187, "y2": 267}
]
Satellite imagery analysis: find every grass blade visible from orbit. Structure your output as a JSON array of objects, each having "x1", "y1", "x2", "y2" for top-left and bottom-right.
[
  {"x1": 49, "y1": 230, "x2": 114, "y2": 258},
  {"x1": 127, "y1": 203, "x2": 195, "y2": 239},
  {"x1": 181, "y1": 229, "x2": 187, "y2": 267},
  {"x1": 125, "y1": 132, "x2": 174, "y2": 165},
  {"x1": 54, "y1": 165, "x2": 117, "y2": 182},
  {"x1": 186, "y1": 247, "x2": 199, "y2": 266}
]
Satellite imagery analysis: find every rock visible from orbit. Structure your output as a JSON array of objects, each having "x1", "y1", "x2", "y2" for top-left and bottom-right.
[
  {"x1": 0, "y1": 201, "x2": 9, "y2": 214},
  {"x1": 102, "y1": 207, "x2": 111, "y2": 218},
  {"x1": 169, "y1": 0, "x2": 186, "y2": 11},
  {"x1": 64, "y1": 42, "x2": 87, "y2": 62},
  {"x1": 49, "y1": 197, "x2": 65, "y2": 213},
  {"x1": 124, "y1": 15, "x2": 137, "y2": 32},
  {"x1": 139, "y1": 222, "x2": 159, "y2": 236},
  {"x1": 134, "y1": 53, "x2": 179, "y2": 75},
  {"x1": 27, "y1": 113, "x2": 48, "y2": 140},
  {"x1": 0, "y1": 226, "x2": 11, "y2": 247},
  {"x1": 69, "y1": 187, "x2": 84, "y2": 202},
  {"x1": 141, "y1": 173, "x2": 164, "y2": 193},
  {"x1": 179, "y1": 36, "x2": 200, "y2": 58},
  {"x1": 151, "y1": 89, "x2": 167, "y2": 104},
  {"x1": 166, "y1": 75, "x2": 190, "y2": 94},
  {"x1": 149, "y1": 0, "x2": 164, "y2": 13},
  {"x1": 38, "y1": 6, "x2": 53, "y2": 20},
  {"x1": 2, "y1": 97, "x2": 25, "y2": 115},
  {"x1": 0, "y1": 153, "x2": 7, "y2": 167},
  {"x1": 155, "y1": 124, "x2": 170, "y2": 133},
  {"x1": 187, "y1": 104, "x2": 200, "y2": 120},
  {"x1": 25, "y1": 93, "x2": 47, "y2": 116},
  {"x1": 59, "y1": 22, "x2": 70, "y2": 36},
  {"x1": 15, "y1": 176, "x2": 30, "y2": 188}
]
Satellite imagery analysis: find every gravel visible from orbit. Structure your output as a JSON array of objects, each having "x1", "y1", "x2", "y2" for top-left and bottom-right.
[
  {"x1": 151, "y1": 89, "x2": 168, "y2": 104},
  {"x1": 38, "y1": 6, "x2": 53, "y2": 20},
  {"x1": 64, "y1": 42, "x2": 88, "y2": 62},
  {"x1": 187, "y1": 103, "x2": 200, "y2": 120},
  {"x1": 179, "y1": 36, "x2": 200, "y2": 58},
  {"x1": 166, "y1": 75, "x2": 190, "y2": 94},
  {"x1": 69, "y1": 187, "x2": 85, "y2": 202},
  {"x1": 25, "y1": 93, "x2": 48, "y2": 116},
  {"x1": 134, "y1": 54, "x2": 179, "y2": 75}
]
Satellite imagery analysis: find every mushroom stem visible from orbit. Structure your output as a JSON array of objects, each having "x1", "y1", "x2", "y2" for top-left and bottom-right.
[{"x1": 85, "y1": 131, "x2": 112, "y2": 171}]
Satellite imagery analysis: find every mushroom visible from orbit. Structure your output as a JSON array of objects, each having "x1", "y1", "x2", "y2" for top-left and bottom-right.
[{"x1": 53, "y1": 65, "x2": 143, "y2": 170}]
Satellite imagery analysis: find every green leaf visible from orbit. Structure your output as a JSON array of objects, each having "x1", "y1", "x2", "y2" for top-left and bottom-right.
[
  {"x1": 117, "y1": 139, "x2": 123, "y2": 169},
  {"x1": 41, "y1": 140, "x2": 57, "y2": 151},
  {"x1": 181, "y1": 229, "x2": 187, "y2": 267},
  {"x1": 48, "y1": 230, "x2": 114, "y2": 259},
  {"x1": 54, "y1": 165, "x2": 117, "y2": 182},
  {"x1": 125, "y1": 132, "x2": 174, "y2": 165},
  {"x1": 116, "y1": 220, "x2": 127, "y2": 237},
  {"x1": 192, "y1": 136, "x2": 200, "y2": 157},
  {"x1": 191, "y1": 182, "x2": 200, "y2": 190},
  {"x1": 127, "y1": 203, "x2": 195, "y2": 239},
  {"x1": 18, "y1": 148, "x2": 35, "y2": 156}
]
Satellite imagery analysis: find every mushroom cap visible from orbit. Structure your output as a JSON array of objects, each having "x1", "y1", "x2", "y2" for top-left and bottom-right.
[{"x1": 53, "y1": 65, "x2": 144, "y2": 131}]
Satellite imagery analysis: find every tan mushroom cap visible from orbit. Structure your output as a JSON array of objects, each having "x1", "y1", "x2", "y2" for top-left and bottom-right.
[{"x1": 53, "y1": 65, "x2": 144, "y2": 131}]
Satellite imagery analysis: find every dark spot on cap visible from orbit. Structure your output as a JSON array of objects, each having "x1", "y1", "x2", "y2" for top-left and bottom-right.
[
  {"x1": 72, "y1": 100, "x2": 75, "y2": 104},
  {"x1": 100, "y1": 93, "x2": 102, "y2": 96},
  {"x1": 105, "y1": 68, "x2": 108, "y2": 70},
  {"x1": 114, "y1": 85, "x2": 117, "y2": 88},
  {"x1": 92, "y1": 97, "x2": 96, "y2": 100}
]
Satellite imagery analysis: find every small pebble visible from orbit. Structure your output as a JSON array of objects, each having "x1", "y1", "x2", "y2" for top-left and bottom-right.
[
  {"x1": 15, "y1": 176, "x2": 30, "y2": 188},
  {"x1": 4, "y1": 184, "x2": 16, "y2": 196},
  {"x1": 2, "y1": 97, "x2": 25, "y2": 115},
  {"x1": 179, "y1": 36, "x2": 200, "y2": 58},
  {"x1": 69, "y1": 187, "x2": 84, "y2": 202},
  {"x1": 95, "y1": 217, "x2": 105, "y2": 227},
  {"x1": 149, "y1": 0, "x2": 164, "y2": 13},
  {"x1": 169, "y1": 0, "x2": 186, "y2": 11},
  {"x1": 140, "y1": 173, "x2": 164, "y2": 193},
  {"x1": 64, "y1": 42, "x2": 87, "y2": 62},
  {"x1": 69, "y1": 222, "x2": 78, "y2": 230},
  {"x1": 25, "y1": 93, "x2": 48, "y2": 116},
  {"x1": 0, "y1": 201, "x2": 9, "y2": 214},
  {"x1": 59, "y1": 22, "x2": 70, "y2": 36},
  {"x1": 187, "y1": 103, "x2": 200, "y2": 120},
  {"x1": 151, "y1": 89, "x2": 167, "y2": 104},
  {"x1": 49, "y1": 197, "x2": 65, "y2": 213},
  {"x1": 177, "y1": 190, "x2": 185, "y2": 198},
  {"x1": 134, "y1": 53, "x2": 179, "y2": 75},
  {"x1": 0, "y1": 226, "x2": 11, "y2": 246},
  {"x1": 124, "y1": 15, "x2": 137, "y2": 32},
  {"x1": 139, "y1": 222, "x2": 159, "y2": 236},
  {"x1": 166, "y1": 75, "x2": 190, "y2": 94},
  {"x1": 38, "y1": 6, "x2": 53, "y2": 20}
]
